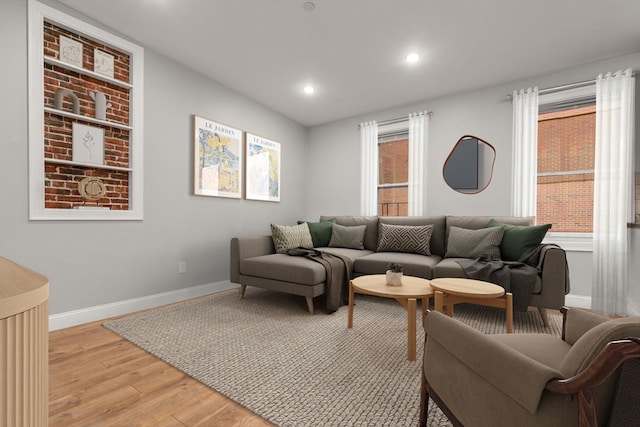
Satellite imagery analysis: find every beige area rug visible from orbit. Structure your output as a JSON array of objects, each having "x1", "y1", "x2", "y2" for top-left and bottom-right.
[{"x1": 103, "y1": 288, "x2": 563, "y2": 426}]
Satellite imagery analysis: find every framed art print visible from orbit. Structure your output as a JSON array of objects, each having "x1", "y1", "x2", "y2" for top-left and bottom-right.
[
  {"x1": 72, "y1": 122, "x2": 104, "y2": 165},
  {"x1": 194, "y1": 115, "x2": 243, "y2": 198},
  {"x1": 94, "y1": 49, "x2": 115, "y2": 78},
  {"x1": 245, "y1": 132, "x2": 281, "y2": 202}
]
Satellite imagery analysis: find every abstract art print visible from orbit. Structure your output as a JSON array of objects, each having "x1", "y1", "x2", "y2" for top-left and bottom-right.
[
  {"x1": 194, "y1": 115, "x2": 243, "y2": 198},
  {"x1": 245, "y1": 132, "x2": 281, "y2": 202}
]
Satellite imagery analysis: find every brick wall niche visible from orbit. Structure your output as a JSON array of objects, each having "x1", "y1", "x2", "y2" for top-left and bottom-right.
[{"x1": 28, "y1": 1, "x2": 144, "y2": 220}]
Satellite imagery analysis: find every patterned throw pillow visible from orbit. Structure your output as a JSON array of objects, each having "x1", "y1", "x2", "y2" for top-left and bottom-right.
[
  {"x1": 270, "y1": 223, "x2": 314, "y2": 254},
  {"x1": 377, "y1": 223, "x2": 433, "y2": 256},
  {"x1": 445, "y1": 226, "x2": 505, "y2": 259}
]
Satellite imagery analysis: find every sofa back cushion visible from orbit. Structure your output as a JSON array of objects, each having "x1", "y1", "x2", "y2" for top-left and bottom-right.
[
  {"x1": 320, "y1": 215, "x2": 379, "y2": 251},
  {"x1": 379, "y1": 216, "x2": 447, "y2": 256}
]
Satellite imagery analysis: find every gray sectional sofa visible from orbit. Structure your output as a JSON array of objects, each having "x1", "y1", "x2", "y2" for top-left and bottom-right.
[{"x1": 230, "y1": 215, "x2": 569, "y2": 323}]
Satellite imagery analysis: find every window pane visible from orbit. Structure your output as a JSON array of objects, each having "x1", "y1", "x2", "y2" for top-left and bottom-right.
[
  {"x1": 379, "y1": 138, "x2": 408, "y2": 185},
  {"x1": 537, "y1": 105, "x2": 595, "y2": 232},
  {"x1": 378, "y1": 186, "x2": 408, "y2": 216}
]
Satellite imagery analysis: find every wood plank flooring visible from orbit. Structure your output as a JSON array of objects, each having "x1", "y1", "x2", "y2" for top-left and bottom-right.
[{"x1": 49, "y1": 319, "x2": 274, "y2": 427}]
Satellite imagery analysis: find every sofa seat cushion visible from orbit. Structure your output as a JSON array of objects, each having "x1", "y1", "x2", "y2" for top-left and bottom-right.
[
  {"x1": 319, "y1": 247, "x2": 374, "y2": 263},
  {"x1": 433, "y1": 258, "x2": 467, "y2": 278},
  {"x1": 433, "y1": 258, "x2": 543, "y2": 293},
  {"x1": 354, "y1": 252, "x2": 441, "y2": 279},
  {"x1": 240, "y1": 254, "x2": 326, "y2": 285}
]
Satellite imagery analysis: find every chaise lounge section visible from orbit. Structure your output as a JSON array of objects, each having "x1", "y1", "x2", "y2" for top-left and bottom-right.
[{"x1": 230, "y1": 215, "x2": 569, "y2": 320}]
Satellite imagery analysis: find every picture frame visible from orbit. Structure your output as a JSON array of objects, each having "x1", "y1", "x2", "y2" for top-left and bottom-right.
[
  {"x1": 245, "y1": 132, "x2": 281, "y2": 202},
  {"x1": 194, "y1": 115, "x2": 243, "y2": 198},
  {"x1": 72, "y1": 122, "x2": 104, "y2": 165},
  {"x1": 59, "y1": 35, "x2": 83, "y2": 67},
  {"x1": 94, "y1": 49, "x2": 115, "y2": 79}
]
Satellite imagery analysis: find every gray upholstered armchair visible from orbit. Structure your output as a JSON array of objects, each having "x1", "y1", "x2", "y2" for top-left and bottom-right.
[{"x1": 420, "y1": 307, "x2": 640, "y2": 427}]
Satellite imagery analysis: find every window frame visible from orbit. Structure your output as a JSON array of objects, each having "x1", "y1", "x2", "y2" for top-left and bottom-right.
[
  {"x1": 537, "y1": 84, "x2": 596, "y2": 251},
  {"x1": 377, "y1": 121, "x2": 409, "y2": 217}
]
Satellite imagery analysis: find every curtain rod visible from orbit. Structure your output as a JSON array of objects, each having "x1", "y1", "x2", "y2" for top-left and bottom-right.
[
  {"x1": 507, "y1": 71, "x2": 636, "y2": 100},
  {"x1": 359, "y1": 111, "x2": 433, "y2": 127}
]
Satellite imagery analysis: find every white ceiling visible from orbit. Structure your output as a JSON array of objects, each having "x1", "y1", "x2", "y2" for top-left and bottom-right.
[{"x1": 58, "y1": 0, "x2": 640, "y2": 127}]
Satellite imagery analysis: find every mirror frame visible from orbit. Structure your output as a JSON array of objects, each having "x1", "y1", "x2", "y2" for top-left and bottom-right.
[{"x1": 442, "y1": 135, "x2": 496, "y2": 194}]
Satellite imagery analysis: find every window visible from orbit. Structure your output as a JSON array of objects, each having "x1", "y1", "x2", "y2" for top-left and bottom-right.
[
  {"x1": 378, "y1": 132, "x2": 408, "y2": 216},
  {"x1": 537, "y1": 86, "x2": 596, "y2": 234}
]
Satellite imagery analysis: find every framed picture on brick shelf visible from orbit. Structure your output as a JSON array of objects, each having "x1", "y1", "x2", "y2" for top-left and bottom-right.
[{"x1": 28, "y1": 0, "x2": 144, "y2": 220}]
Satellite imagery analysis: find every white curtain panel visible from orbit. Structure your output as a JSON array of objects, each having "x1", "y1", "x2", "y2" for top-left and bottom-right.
[
  {"x1": 592, "y1": 69, "x2": 635, "y2": 316},
  {"x1": 408, "y1": 111, "x2": 429, "y2": 216},
  {"x1": 360, "y1": 120, "x2": 379, "y2": 216},
  {"x1": 511, "y1": 87, "x2": 539, "y2": 217}
]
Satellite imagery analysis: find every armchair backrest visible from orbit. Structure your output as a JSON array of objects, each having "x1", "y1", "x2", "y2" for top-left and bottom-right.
[{"x1": 560, "y1": 316, "x2": 640, "y2": 377}]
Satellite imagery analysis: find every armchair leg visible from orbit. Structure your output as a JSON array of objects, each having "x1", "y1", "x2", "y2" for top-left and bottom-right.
[
  {"x1": 538, "y1": 307, "x2": 549, "y2": 327},
  {"x1": 305, "y1": 296, "x2": 314, "y2": 315},
  {"x1": 419, "y1": 371, "x2": 429, "y2": 427}
]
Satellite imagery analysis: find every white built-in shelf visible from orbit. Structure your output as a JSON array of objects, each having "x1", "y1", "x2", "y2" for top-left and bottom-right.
[
  {"x1": 29, "y1": 1, "x2": 144, "y2": 221},
  {"x1": 44, "y1": 107, "x2": 132, "y2": 131},
  {"x1": 44, "y1": 56, "x2": 133, "y2": 89},
  {"x1": 44, "y1": 158, "x2": 132, "y2": 172}
]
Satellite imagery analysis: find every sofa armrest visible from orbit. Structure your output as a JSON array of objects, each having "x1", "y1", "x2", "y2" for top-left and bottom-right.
[
  {"x1": 537, "y1": 244, "x2": 569, "y2": 309},
  {"x1": 424, "y1": 310, "x2": 562, "y2": 413},
  {"x1": 230, "y1": 235, "x2": 275, "y2": 283}
]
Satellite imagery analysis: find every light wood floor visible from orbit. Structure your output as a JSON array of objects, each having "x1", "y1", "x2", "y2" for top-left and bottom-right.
[{"x1": 49, "y1": 318, "x2": 274, "y2": 427}]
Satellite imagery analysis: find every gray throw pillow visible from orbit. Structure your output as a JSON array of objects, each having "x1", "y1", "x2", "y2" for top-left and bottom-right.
[
  {"x1": 445, "y1": 226, "x2": 505, "y2": 259},
  {"x1": 270, "y1": 223, "x2": 314, "y2": 254},
  {"x1": 377, "y1": 223, "x2": 433, "y2": 256},
  {"x1": 328, "y1": 224, "x2": 366, "y2": 250}
]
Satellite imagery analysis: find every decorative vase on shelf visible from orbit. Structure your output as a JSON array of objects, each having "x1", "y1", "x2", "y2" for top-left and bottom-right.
[{"x1": 386, "y1": 262, "x2": 404, "y2": 286}]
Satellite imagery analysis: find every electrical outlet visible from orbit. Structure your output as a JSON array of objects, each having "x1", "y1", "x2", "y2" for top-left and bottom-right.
[{"x1": 178, "y1": 261, "x2": 187, "y2": 274}]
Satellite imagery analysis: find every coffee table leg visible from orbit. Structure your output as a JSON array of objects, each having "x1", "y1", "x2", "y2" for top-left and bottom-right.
[
  {"x1": 434, "y1": 291, "x2": 445, "y2": 315},
  {"x1": 505, "y1": 292, "x2": 514, "y2": 333},
  {"x1": 348, "y1": 281, "x2": 354, "y2": 328},
  {"x1": 408, "y1": 298, "x2": 417, "y2": 361}
]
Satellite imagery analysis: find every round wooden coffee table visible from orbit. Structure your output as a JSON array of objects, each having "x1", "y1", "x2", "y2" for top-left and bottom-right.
[
  {"x1": 348, "y1": 274, "x2": 433, "y2": 361},
  {"x1": 430, "y1": 277, "x2": 513, "y2": 333}
]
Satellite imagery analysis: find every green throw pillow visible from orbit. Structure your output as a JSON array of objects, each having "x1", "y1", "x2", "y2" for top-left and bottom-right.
[
  {"x1": 488, "y1": 219, "x2": 552, "y2": 261},
  {"x1": 297, "y1": 218, "x2": 336, "y2": 247}
]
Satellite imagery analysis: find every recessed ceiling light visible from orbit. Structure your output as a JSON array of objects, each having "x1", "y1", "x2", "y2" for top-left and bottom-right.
[
  {"x1": 303, "y1": 85, "x2": 315, "y2": 95},
  {"x1": 406, "y1": 53, "x2": 420, "y2": 63}
]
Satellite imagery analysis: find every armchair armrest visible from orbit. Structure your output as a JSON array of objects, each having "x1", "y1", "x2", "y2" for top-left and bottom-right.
[
  {"x1": 424, "y1": 310, "x2": 562, "y2": 413},
  {"x1": 545, "y1": 338, "x2": 640, "y2": 427},
  {"x1": 230, "y1": 235, "x2": 274, "y2": 283}
]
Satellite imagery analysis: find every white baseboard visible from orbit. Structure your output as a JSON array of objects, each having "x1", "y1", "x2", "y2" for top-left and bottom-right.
[
  {"x1": 565, "y1": 293, "x2": 591, "y2": 309},
  {"x1": 49, "y1": 281, "x2": 239, "y2": 331}
]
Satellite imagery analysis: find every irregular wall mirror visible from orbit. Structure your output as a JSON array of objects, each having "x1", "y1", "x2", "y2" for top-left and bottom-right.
[{"x1": 443, "y1": 135, "x2": 496, "y2": 194}]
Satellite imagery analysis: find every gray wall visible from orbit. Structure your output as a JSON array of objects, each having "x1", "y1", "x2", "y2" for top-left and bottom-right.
[
  {"x1": 307, "y1": 52, "x2": 640, "y2": 308},
  {"x1": 0, "y1": 0, "x2": 307, "y2": 315}
]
